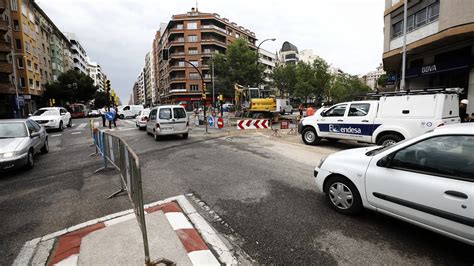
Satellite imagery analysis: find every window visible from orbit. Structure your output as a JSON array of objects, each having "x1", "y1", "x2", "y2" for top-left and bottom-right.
[
  {"x1": 392, "y1": 21, "x2": 403, "y2": 38},
  {"x1": 34, "y1": 63, "x2": 38, "y2": 71},
  {"x1": 428, "y1": 2, "x2": 439, "y2": 22},
  {"x1": 235, "y1": 33, "x2": 240, "y2": 38},
  {"x1": 187, "y1": 35, "x2": 197, "y2": 42},
  {"x1": 348, "y1": 103, "x2": 370, "y2": 117},
  {"x1": 13, "y1": 20, "x2": 19, "y2": 31},
  {"x1": 173, "y1": 108, "x2": 186, "y2": 119},
  {"x1": 29, "y1": 120, "x2": 41, "y2": 131},
  {"x1": 28, "y1": 78, "x2": 33, "y2": 88},
  {"x1": 189, "y1": 73, "x2": 200, "y2": 80},
  {"x1": 10, "y1": 0, "x2": 18, "y2": 11},
  {"x1": 21, "y1": 2, "x2": 27, "y2": 16},
  {"x1": 159, "y1": 108, "x2": 171, "y2": 120},
  {"x1": 123, "y1": 106, "x2": 130, "y2": 110},
  {"x1": 149, "y1": 109, "x2": 157, "y2": 120},
  {"x1": 27, "y1": 59, "x2": 32, "y2": 70},
  {"x1": 15, "y1": 39, "x2": 21, "y2": 49},
  {"x1": 190, "y1": 84, "x2": 199, "y2": 91},
  {"x1": 406, "y1": 15, "x2": 414, "y2": 32},
  {"x1": 189, "y1": 61, "x2": 199, "y2": 67},
  {"x1": 26, "y1": 120, "x2": 37, "y2": 133},
  {"x1": 415, "y1": 8, "x2": 427, "y2": 28},
  {"x1": 323, "y1": 104, "x2": 347, "y2": 117},
  {"x1": 17, "y1": 57, "x2": 24, "y2": 68},
  {"x1": 390, "y1": 135, "x2": 474, "y2": 181},
  {"x1": 178, "y1": 61, "x2": 185, "y2": 67},
  {"x1": 36, "y1": 80, "x2": 40, "y2": 89},
  {"x1": 188, "y1": 48, "x2": 198, "y2": 54},
  {"x1": 25, "y1": 42, "x2": 30, "y2": 53},
  {"x1": 187, "y1": 22, "x2": 197, "y2": 30},
  {"x1": 176, "y1": 24, "x2": 183, "y2": 30}
]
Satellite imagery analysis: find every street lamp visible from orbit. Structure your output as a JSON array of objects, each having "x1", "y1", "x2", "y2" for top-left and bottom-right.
[{"x1": 256, "y1": 38, "x2": 276, "y2": 95}]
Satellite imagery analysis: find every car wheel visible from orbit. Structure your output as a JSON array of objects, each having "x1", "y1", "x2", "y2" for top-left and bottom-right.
[
  {"x1": 377, "y1": 134, "x2": 403, "y2": 146},
  {"x1": 59, "y1": 121, "x2": 64, "y2": 132},
  {"x1": 67, "y1": 119, "x2": 72, "y2": 127},
  {"x1": 325, "y1": 175, "x2": 363, "y2": 215},
  {"x1": 119, "y1": 114, "x2": 125, "y2": 119},
  {"x1": 136, "y1": 122, "x2": 139, "y2": 127},
  {"x1": 26, "y1": 150, "x2": 34, "y2": 169},
  {"x1": 302, "y1": 127, "x2": 320, "y2": 145},
  {"x1": 154, "y1": 131, "x2": 160, "y2": 141},
  {"x1": 182, "y1": 133, "x2": 188, "y2": 139},
  {"x1": 41, "y1": 139, "x2": 49, "y2": 154},
  {"x1": 290, "y1": 109, "x2": 293, "y2": 114}
]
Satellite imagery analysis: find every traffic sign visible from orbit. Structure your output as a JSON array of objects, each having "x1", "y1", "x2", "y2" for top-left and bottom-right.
[
  {"x1": 217, "y1": 117, "x2": 224, "y2": 129},
  {"x1": 106, "y1": 112, "x2": 115, "y2": 121},
  {"x1": 207, "y1": 116, "x2": 214, "y2": 127},
  {"x1": 237, "y1": 119, "x2": 269, "y2": 130}
]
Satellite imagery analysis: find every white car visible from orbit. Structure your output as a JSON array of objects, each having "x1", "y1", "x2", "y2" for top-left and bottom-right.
[
  {"x1": 118, "y1": 105, "x2": 144, "y2": 119},
  {"x1": 314, "y1": 123, "x2": 474, "y2": 245},
  {"x1": 146, "y1": 105, "x2": 189, "y2": 140},
  {"x1": 30, "y1": 107, "x2": 72, "y2": 131},
  {"x1": 135, "y1": 108, "x2": 150, "y2": 129}
]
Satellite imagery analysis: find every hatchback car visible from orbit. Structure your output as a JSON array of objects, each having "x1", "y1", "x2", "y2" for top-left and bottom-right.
[
  {"x1": 0, "y1": 119, "x2": 49, "y2": 170},
  {"x1": 146, "y1": 105, "x2": 189, "y2": 140},
  {"x1": 314, "y1": 123, "x2": 474, "y2": 245},
  {"x1": 30, "y1": 107, "x2": 72, "y2": 131},
  {"x1": 135, "y1": 108, "x2": 150, "y2": 130}
]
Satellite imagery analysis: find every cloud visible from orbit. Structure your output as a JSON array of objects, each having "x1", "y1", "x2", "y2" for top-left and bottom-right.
[{"x1": 37, "y1": 0, "x2": 384, "y2": 103}]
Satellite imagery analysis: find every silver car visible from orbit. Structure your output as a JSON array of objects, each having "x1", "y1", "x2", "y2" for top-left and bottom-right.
[{"x1": 0, "y1": 119, "x2": 49, "y2": 171}]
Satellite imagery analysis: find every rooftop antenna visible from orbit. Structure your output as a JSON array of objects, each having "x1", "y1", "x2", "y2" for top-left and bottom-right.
[{"x1": 195, "y1": 0, "x2": 198, "y2": 11}]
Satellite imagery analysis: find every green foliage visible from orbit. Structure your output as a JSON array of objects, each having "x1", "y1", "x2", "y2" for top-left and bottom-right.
[
  {"x1": 291, "y1": 57, "x2": 332, "y2": 104},
  {"x1": 326, "y1": 73, "x2": 371, "y2": 103},
  {"x1": 377, "y1": 73, "x2": 387, "y2": 88},
  {"x1": 94, "y1": 91, "x2": 107, "y2": 109},
  {"x1": 270, "y1": 64, "x2": 296, "y2": 97},
  {"x1": 44, "y1": 70, "x2": 98, "y2": 105},
  {"x1": 212, "y1": 39, "x2": 265, "y2": 97}
]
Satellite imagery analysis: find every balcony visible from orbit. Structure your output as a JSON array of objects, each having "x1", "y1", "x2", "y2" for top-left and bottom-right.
[
  {"x1": 0, "y1": 61, "x2": 13, "y2": 74},
  {"x1": 0, "y1": 19, "x2": 7, "y2": 33},
  {"x1": 0, "y1": 0, "x2": 5, "y2": 13},
  {"x1": 169, "y1": 88, "x2": 187, "y2": 93},
  {"x1": 201, "y1": 39, "x2": 226, "y2": 48},
  {"x1": 170, "y1": 52, "x2": 185, "y2": 58},
  {"x1": 169, "y1": 77, "x2": 186, "y2": 84},
  {"x1": 201, "y1": 25, "x2": 227, "y2": 36},
  {"x1": 0, "y1": 40, "x2": 10, "y2": 53},
  {"x1": 169, "y1": 65, "x2": 186, "y2": 72}
]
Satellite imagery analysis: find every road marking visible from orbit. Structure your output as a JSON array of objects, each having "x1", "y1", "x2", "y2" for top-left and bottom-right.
[
  {"x1": 51, "y1": 134, "x2": 62, "y2": 137},
  {"x1": 71, "y1": 132, "x2": 82, "y2": 135},
  {"x1": 72, "y1": 123, "x2": 88, "y2": 131},
  {"x1": 123, "y1": 120, "x2": 135, "y2": 125}
]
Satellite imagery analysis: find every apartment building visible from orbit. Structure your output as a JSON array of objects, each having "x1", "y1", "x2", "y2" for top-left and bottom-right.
[
  {"x1": 87, "y1": 60, "x2": 104, "y2": 91},
  {"x1": 153, "y1": 8, "x2": 257, "y2": 109},
  {"x1": 136, "y1": 69, "x2": 145, "y2": 105},
  {"x1": 0, "y1": 0, "x2": 15, "y2": 118},
  {"x1": 278, "y1": 41, "x2": 299, "y2": 65},
  {"x1": 144, "y1": 51, "x2": 153, "y2": 106},
  {"x1": 258, "y1": 47, "x2": 277, "y2": 92},
  {"x1": 383, "y1": 0, "x2": 474, "y2": 114},
  {"x1": 132, "y1": 81, "x2": 139, "y2": 105},
  {"x1": 64, "y1": 32, "x2": 88, "y2": 75},
  {"x1": 362, "y1": 63, "x2": 386, "y2": 90}
]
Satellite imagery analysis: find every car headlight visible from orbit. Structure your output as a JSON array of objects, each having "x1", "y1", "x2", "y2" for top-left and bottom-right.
[
  {"x1": 3, "y1": 152, "x2": 14, "y2": 158},
  {"x1": 317, "y1": 156, "x2": 327, "y2": 168},
  {"x1": 49, "y1": 119, "x2": 59, "y2": 122}
]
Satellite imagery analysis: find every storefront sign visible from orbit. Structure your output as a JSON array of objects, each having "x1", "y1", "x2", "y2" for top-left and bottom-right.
[{"x1": 406, "y1": 57, "x2": 471, "y2": 78}]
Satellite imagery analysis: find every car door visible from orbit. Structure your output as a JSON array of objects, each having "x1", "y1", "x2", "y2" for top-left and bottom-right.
[
  {"x1": 342, "y1": 102, "x2": 376, "y2": 142},
  {"x1": 317, "y1": 104, "x2": 348, "y2": 139},
  {"x1": 158, "y1": 107, "x2": 173, "y2": 132},
  {"x1": 26, "y1": 120, "x2": 41, "y2": 153},
  {"x1": 146, "y1": 109, "x2": 157, "y2": 133},
  {"x1": 30, "y1": 120, "x2": 46, "y2": 144},
  {"x1": 365, "y1": 135, "x2": 474, "y2": 242},
  {"x1": 172, "y1": 107, "x2": 187, "y2": 131},
  {"x1": 60, "y1": 108, "x2": 68, "y2": 124},
  {"x1": 122, "y1": 106, "x2": 130, "y2": 117}
]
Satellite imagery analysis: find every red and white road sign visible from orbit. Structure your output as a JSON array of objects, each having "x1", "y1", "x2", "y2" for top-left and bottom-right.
[
  {"x1": 237, "y1": 119, "x2": 269, "y2": 130},
  {"x1": 217, "y1": 117, "x2": 224, "y2": 129}
]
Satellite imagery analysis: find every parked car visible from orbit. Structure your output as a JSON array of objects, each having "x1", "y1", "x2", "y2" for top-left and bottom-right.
[
  {"x1": 135, "y1": 108, "x2": 150, "y2": 130},
  {"x1": 314, "y1": 123, "x2": 474, "y2": 245},
  {"x1": 146, "y1": 105, "x2": 189, "y2": 140},
  {"x1": 88, "y1": 109, "x2": 100, "y2": 117},
  {"x1": 0, "y1": 119, "x2": 49, "y2": 171},
  {"x1": 276, "y1": 99, "x2": 293, "y2": 115},
  {"x1": 299, "y1": 89, "x2": 461, "y2": 146},
  {"x1": 30, "y1": 107, "x2": 72, "y2": 131},
  {"x1": 222, "y1": 103, "x2": 234, "y2": 112},
  {"x1": 117, "y1": 105, "x2": 144, "y2": 119}
]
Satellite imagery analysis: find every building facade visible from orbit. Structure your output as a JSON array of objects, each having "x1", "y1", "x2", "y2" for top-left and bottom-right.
[
  {"x1": 87, "y1": 60, "x2": 104, "y2": 91},
  {"x1": 136, "y1": 70, "x2": 145, "y2": 105},
  {"x1": 0, "y1": 0, "x2": 15, "y2": 118},
  {"x1": 64, "y1": 32, "x2": 88, "y2": 75},
  {"x1": 383, "y1": 0, "x2": 474, "y2": 114},
  {"x1": 153, "y1": 8, "x2": 257, "y2": 109},
  {"x1": 144, "y1": 51, "x2": 153, "y2": 106},
  {"x1": 363, "y1": 63, "x2": 386, "y2": 90},
  {"x1": 299, "y1": 49, "x2": 319, "y2": 64},
  {"x1": 258, "y1": 47, "x2": 277, "y2": 92},
  {"x1": 278, "y1": 41, "x2": 299, "y2": 65}
]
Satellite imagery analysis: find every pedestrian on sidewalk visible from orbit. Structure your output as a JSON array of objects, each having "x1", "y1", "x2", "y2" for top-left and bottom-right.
[
  {"x1": 459, "y1": 99, "x2": 469, "y2": 122},
  {"x1": 299, "y1": 103, "x2": 304, "y2": 117},
  {"x1": 99, "y1": 106, "x2": 107, "y2": 127},
  {"x1": 108, "y1": 105, "x2": 117, "y2": 129},
  {"x1": 306, "y1": 105, "x2": 315, "y2": 116}
]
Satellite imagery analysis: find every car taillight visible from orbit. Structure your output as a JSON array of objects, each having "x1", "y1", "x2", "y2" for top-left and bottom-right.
[
  {"x1": 437, "y1": 123, "x2": 445, "y2": 127},
  {"x1": 186, "y1": 121, "x2": 189, "y2": 127},
  {"x1": 156, "y1": 123, "x2": 160, "y2": 128}
]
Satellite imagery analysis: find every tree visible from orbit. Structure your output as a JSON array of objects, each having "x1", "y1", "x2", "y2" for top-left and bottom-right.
[
  {"x1": 270, "y1": 64, "x2": 296, "y2": 97},
  {"x1": 293, "y1": 62, "x2": 316, "y2": 103},
  {"x1": 311, "y1": 57, "x2": 332, "y2": 104},
  {"x1": 44, "y1": 70, "x2": 98, "y2": 105},
  {"x1": 377, "y1": 74, "x2": 387, "y2": 88},
  {"x1": 327, "y1": 73, "x2": 371, "y2": 103},
  {"x1": 212, "y1": 39, "x2": 265, "y2": 97},
  {"x1": 94, "y1": 91, "x2": 107, "y2": 109}
]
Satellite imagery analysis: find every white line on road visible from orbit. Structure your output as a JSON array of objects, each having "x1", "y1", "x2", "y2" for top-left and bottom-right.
[
  {"x1": 51, "y1": 134, "x2": 62, "y2": 137},
  {"x1": 71, "y1": 132, "x2": 82, "y2": 135},
  {"x1": 123, "y1": 120, "x2": 135, "y2": 125},
  {"x1": 77, "y1": 123, "x2": 87, "y2": 129}
]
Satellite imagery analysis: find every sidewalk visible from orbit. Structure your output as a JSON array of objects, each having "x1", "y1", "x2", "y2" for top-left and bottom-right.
[{"x1": 13, "y1": 195, "x2": 237, "y2": 266}]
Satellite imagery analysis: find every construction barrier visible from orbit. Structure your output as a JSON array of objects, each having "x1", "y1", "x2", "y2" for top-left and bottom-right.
[{"x1": 89, "y1": 123, "x2": 173, "y2": 265}]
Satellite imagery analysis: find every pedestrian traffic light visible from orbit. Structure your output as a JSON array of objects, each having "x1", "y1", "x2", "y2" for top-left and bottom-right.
[
  {"x1": 105, "y1": 80, "x2": 111, "y2": 92},
  {"x1": 218, "y1": 95, "x2": 223, "y2": 101},
  {"x1": 202, "y1": 93, "x2": 206, "y2": 100},
  {"x1": 203, "y1": 83, "x2": 207, "y2": 92},
  {"x1": 162, "y1": 48, "x2": 169, "y2": 61}
]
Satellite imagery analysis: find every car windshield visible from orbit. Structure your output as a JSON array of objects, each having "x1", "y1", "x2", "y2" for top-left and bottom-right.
[
  {"x1": 33, "y1": 109, "x2": 59, "y2": 116},
  {"x1": 143, "y1": 110, "x2": 150, "y2": 116},
  {"x1": 366, "y1": 139, "x2": 408, "y2": 156},
  {"x1": 0, "y1": 123, "x2": 28, "y2": 138}
]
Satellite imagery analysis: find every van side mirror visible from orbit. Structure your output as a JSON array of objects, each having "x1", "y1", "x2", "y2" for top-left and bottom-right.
[{"x1": 377, "y1": 155, "x2": 392, "y2": 168}]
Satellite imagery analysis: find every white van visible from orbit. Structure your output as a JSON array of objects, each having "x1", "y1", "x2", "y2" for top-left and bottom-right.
[
  {"x1": 118, "y1": 105, "x2": 143, "y2": 118},
  {"x1": 299, "y1": 90, "x2": 461, "y2": 146},
  {"x1": 276, "y1": 99, "x2": 293, "y2": 115},
  {"x1": 146, "y1": 105, "x2": 189, "y2": 140}
]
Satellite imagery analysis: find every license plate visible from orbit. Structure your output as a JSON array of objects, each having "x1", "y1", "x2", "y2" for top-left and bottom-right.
[{"x1": 162, "y1": 127, "x2": 173, "y2": 131}]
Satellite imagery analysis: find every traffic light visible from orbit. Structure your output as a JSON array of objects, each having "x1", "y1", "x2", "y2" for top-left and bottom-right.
[
  {"x1": 218, "y1": 95, "x2": 223, "y2": 101},
  {"x1": 105, "y1": 80, "x2": 111, "y2": 92},
  {"x1": 162, "y1": 48, "x2": 169, "y2": 61}
]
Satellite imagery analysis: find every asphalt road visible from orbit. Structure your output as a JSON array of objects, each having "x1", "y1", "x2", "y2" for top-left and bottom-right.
[{"x1": 1, "y1": 117, "x2": 472, "y2": 265}]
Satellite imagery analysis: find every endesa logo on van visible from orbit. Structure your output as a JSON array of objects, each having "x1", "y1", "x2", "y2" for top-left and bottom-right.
[{"x1": 329, "y1": 124, "x2": 362, "y2": 134}]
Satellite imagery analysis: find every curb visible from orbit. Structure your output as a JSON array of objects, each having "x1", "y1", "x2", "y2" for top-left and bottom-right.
[{"x1": 13, "y1": 195, "x2": 236, "y2": 266}]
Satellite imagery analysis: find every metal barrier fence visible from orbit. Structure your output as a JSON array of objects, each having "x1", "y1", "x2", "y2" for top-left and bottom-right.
[{"x1": 89, "y1": 123, "x2": 172, "y2": 265}]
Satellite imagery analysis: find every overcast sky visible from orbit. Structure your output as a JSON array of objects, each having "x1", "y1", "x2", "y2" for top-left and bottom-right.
[{"x1": 37, "y1": 0, "x2": 385, "y2": 104}]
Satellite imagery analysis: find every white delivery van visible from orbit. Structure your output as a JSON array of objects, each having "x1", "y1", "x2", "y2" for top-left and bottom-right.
[
  {"x1": 298, "y1": 90, "x2": 461, "y2": 146},
  {"x1": 276, "y1": 99, "x2": 293, "y2": 115},
  {"x1": 146, "y1": 105, "x2": 189, "y2": 140},
  {"x1": 118, "y1": 105, "x2": 144, "y2": 118}
]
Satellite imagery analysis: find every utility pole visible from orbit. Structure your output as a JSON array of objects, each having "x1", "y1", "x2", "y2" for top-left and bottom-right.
[
  {"x1": 400, "y1": 0, "x2": 408, "y2": 91},
  {"x1": 212, "y1": 54, "x2": 215, "y2": 108}
]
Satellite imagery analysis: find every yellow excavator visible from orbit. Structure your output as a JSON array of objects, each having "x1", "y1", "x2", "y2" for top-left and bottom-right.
[{"x1": 234, "y1": 84, "x2": 276, "y2": 118}]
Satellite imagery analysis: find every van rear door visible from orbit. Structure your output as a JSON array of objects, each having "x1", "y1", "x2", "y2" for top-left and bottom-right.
[
  {"x1": 172, "y1": 107, "x2": 187, "y2": 131},
  {"x1": 438, "y1": 94, "x2": 461, "y2": 125}
]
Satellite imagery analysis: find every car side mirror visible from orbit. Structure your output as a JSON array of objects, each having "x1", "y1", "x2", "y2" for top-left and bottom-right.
[
  {"x1": 30, "y1": 132, "x2": 40, "y2": 138},
  {"x1": 377, "y1": 155, "x2": 392, "y2": 168},
  {"x1": 28, "y1": 113, "x2": 32, "y2": 117}
]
